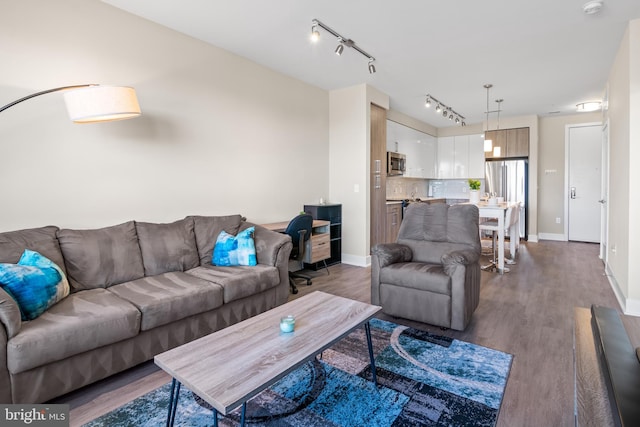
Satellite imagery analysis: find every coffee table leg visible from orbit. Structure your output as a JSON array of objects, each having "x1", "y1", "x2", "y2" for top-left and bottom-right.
[
  {"x1": 212, "y1": 408, "x2": 218, "y2": 427},
  {"x1": 166, "y1": 378, "x2": 181, "y2": 427},
  {"x1": 240, "y1": 402, "x2": 247, "y2": 426},
  {"x1": 364, "y1": 322, "x2": 378, "y2": 386}
]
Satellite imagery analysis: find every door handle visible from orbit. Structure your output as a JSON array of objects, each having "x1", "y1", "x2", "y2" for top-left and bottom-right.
[
  {"x1": 570, "y1": 187, "x2": 576, "y2": 199},
  {"x1": 598, "y1": 199, "x2": 606, "y2": 204}
]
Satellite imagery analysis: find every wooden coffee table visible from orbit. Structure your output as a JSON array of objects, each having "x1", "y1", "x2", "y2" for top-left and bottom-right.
[{"x1": 154, "y1": 291, "x2": 382, "y2": 426}]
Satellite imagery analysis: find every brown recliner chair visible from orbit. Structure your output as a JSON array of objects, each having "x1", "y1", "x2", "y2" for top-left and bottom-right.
[{"x1": 371, "y1": 203, "x2": 481, "y2": 331}]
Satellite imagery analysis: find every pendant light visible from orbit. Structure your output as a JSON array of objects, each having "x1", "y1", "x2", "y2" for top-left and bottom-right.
[
  {"x1": 492, "y1": 98, "x2": 504, "y2": 157},
  {"x1": 483, "y1": 84, "x2": 493, "y2": 152}
]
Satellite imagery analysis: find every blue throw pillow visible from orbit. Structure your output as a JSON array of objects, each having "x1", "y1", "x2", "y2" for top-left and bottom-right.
[
  {"x1": 0, "y1": 249, "x2": 70, "y2": 321},
  {"x1": 212, "y1": 227, "x2": 257, "y2": 266}
]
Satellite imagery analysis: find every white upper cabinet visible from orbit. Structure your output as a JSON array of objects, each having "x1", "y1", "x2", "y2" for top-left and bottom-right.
[
  {"x1": 467, "y1": 134, "x2": 485, "y2": 178},
  {"x1": 387, "y1": 120, "x2": 436, "y2": 178},
  {"x1": 387, "y1": 119, "x2": 483, "y2": 180},
  {"x1": 437, "y1": 136, "x2": 455, "y2": 178},
  {"x1": 437, "y1": 134, "x2": 484, "y2": 179}
]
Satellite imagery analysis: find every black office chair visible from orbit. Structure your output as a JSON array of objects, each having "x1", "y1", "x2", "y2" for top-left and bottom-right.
[{"x1": 284, "y1": 213, "x2": 314, "y2": 294}]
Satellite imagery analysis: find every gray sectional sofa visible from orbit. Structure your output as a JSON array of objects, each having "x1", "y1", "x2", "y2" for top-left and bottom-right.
[{"x1": 0, "y1": 214, "x2": 292, "y2": 404}]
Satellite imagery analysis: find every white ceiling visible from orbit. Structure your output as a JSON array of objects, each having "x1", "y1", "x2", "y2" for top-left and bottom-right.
[{"x1": 102, "y1": 0, "x2": 640, "y2": 128}]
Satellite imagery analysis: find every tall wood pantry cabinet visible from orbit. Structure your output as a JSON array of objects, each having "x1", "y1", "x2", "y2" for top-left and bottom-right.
[{"x1": 303, "y1": 204, "x2": 342, "y2": 269}]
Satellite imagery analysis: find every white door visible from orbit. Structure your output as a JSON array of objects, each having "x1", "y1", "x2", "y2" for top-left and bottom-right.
[{"x1": 567, "y1": 124, "x2": 602, "y2": 242}]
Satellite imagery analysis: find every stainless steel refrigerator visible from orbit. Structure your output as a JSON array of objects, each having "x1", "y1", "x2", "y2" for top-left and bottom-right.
[{"x1": 484, "y1": 159, "x2": 528, "y2": 239}]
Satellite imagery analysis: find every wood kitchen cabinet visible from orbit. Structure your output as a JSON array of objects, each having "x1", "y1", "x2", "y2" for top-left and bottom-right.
[
  {"x1": 485, "y1": 127, "x2": 529, "y2": 159},
  {"x1": 386, "y1": 203, "x2": 402, "y2": 243},
  {"x1": 370, "y1": 104, "x2": 387, "y2": 250},
  {"x1": 507, "y1": 128, "x2": 530, "y2": 157}
]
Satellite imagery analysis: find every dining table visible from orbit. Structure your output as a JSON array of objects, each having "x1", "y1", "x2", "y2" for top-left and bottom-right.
[{"x1": 470, "y1": 201, "x2": 520, "y2": 274}]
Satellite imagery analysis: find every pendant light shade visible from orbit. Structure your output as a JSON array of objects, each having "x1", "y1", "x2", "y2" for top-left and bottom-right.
[{"x1": 64, "y1": 86, "x2": 141, "y2": 123}]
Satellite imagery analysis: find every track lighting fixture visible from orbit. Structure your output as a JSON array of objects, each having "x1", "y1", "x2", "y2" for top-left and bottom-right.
[
  {"x1": 311, "y1": 19, "x2": 377, "y2": 74},
  {"x1": 311, "y1": 25, "x2": 320, "y2": 42},
  {"x1": 368, "y1": 59, "x2": 376, "y2": 74},
  {"x1": 424, "y1": 94, "x2": 465, "y2": 126}
]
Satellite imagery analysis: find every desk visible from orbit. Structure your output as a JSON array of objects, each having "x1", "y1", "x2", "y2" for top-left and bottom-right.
[
  {"x1": 261, "y1": 220, "x2": 329, "y2": 233},
  {"x1": 262, "y1": 220, "x2": 331, "y2": 265},
  {"x1": 472, "y1": 201, "x2": 520, "y2": 274}
]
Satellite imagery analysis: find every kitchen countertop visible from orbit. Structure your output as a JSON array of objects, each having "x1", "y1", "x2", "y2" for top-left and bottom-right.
[{"x1": 386, "y1": 197, "x2": 447, "y2": 203}]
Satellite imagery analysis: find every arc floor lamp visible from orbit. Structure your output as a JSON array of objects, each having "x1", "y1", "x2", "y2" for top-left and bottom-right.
[{"x1": 0, "y1": 84, "x2": 141, "y2": 123}]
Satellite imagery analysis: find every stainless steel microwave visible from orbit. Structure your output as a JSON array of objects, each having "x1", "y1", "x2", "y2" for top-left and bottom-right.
[{"x1": 387, "y1": 151, "x2": 406, "y2": 176}]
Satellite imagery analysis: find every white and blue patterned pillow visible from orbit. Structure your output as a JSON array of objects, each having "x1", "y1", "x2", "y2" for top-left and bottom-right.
[
  {"x1": 212, "y1": 227, "x2": 257, "y2": 266},
  {"x1": 0, "y1": 249, "x2": 70, "y2": 321}
]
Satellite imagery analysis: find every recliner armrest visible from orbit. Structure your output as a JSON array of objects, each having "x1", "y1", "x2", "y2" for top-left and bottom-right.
[
  {"x1": 371, "y1": 243, "x2": 413, "y2": 268},
  {"x1": 441, "y1": 249, "x2": 479, "y2": 275}
]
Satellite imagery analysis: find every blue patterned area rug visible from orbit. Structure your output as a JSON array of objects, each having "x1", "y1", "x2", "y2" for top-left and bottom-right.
[{"x1": 84, "y1": 319, "x2": 512, "y2": 426}]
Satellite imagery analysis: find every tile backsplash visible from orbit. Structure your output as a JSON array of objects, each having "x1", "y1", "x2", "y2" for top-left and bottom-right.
[{"x1": 387, "y1": 177, "x2": 484, "y2": 200}]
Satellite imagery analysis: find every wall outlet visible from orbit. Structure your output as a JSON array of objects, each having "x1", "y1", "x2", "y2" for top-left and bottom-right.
[{"x1": 555, "y1": 217, "x2": 561, "y2": 224}]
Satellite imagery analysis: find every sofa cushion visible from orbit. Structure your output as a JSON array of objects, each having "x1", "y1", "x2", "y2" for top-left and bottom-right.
[
  {"x1": 57, "y1": 221, "x2": 144, "y2": 290},
  {"x1": 0, "y1": 250, "x2": 70, "y2": 321},
  {"x1": 190, "y1": 215, "x2": 243, "y2": 266},
  {"x1": 135, "y1": 218, "x2": 199, "y2": 276},
  {"x1": 7, "y1": 288, "x2": 141, "y2": 374},
  {"x1": 213, "y1": 226, "x2": 257, "y2": 266},
  {"x1": 379, "y1": 262, "x2": 451, "y2": 295},
  {"x1": 0, "y1": 226, "x2": 66, "y2": 275},
  {"x1": 185, "y1": 265, "x2": 279, "y2": 303},
  {"x1": 107, "y1": 271, "x2": 224, "y2": 331}
]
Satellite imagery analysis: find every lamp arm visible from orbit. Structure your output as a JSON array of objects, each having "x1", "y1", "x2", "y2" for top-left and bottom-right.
[{"x1": 0, "y1": 84, "x2": 97, "y2": 114}]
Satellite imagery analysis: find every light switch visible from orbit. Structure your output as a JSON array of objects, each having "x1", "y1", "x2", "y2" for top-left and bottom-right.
[{"x1": 354, "y1": 184, "x2": 360, "y2": 193}]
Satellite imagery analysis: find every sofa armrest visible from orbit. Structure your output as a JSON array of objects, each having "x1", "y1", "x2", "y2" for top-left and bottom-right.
[
  {"x1": 0, "y1": 287, "x2": 21, "y2": 339},
  {"x1": 441, "y1": 249, "x2": 479, "y2": 275},
  {"x1": 239, "y1": 222, "x2": 292, "y2": 266},
  {"x1": 239, "y1": 222, "x2": 293, "y2": 306},
  {"x1": 371, "y1": 243, "x2": 413, "y2": 268}
]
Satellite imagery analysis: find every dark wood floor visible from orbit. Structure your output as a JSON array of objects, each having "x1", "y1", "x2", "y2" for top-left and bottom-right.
[{"x1": 59, "y1": 240, "x2": 638, "y2": 427}]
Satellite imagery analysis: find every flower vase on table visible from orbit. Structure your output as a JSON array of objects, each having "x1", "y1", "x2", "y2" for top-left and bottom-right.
[{"x1": 469, "y1": 190, "x2": 480, "y2": 203}]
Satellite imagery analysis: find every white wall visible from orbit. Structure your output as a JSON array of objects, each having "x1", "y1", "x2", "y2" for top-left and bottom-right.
[
  {"x1": 604, "y1": 19, "x2": 640, "y2": 315},
  {"x1": 328, "y1": 84, "x2": 388, "y2": 266},
  {"x1": 0, "y1": 0, "x2": 329, "y2": 231}
]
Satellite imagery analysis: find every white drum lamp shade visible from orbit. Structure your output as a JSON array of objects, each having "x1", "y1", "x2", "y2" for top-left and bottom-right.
[{"x1": 63, "y1": 86, "x2": 141, "y2": 123}]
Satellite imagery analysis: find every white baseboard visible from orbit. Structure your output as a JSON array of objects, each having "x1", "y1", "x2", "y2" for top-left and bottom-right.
[
  {"x1": 527, "y1": 234, "x2": 539, "y2": 242},
  {"x1": 604, "y1": 263, "x2": 640, "y2": 317},
  {"x1": 537, "y1": 233, "x2": 566, "y2": 241},
  {"x1": 341, "y1": 253, "x2": 370, "y2": 267}
]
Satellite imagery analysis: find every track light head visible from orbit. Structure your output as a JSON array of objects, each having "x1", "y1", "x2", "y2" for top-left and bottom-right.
[
  {"x1": 335, "y1": 42, "x2": 344, "y2": 56},
  {"x1": 461, "y1": 121, "x2": 466, "y2": 126},
  {"x1": 311, "y1": 24, "x2": 320, "y2": 42},
  {"x1": 425, "y1": 97, "x2": 431, "y2": 108},
  {"x1": 442, "y1": 109, "x2": 448, "y2": 117},
  {"x1": 368, "y1": 60, "x2": 376, "y2": 74},
  {"x1": 436, "y1": 104, "x2": 441, "y2": 113},
  {"x1": 455, "y1": 117, "x2": 460, "y2": 124}
]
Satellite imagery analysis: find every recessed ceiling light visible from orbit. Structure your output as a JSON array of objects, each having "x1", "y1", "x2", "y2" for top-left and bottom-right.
[{"x1": 583, "y1": 1, "x2": 603, "y2": 15}]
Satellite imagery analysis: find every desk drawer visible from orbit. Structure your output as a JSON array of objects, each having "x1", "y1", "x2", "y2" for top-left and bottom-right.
[{"x1": 307, "y1": 233, "x2": 330, "y2": 263}]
